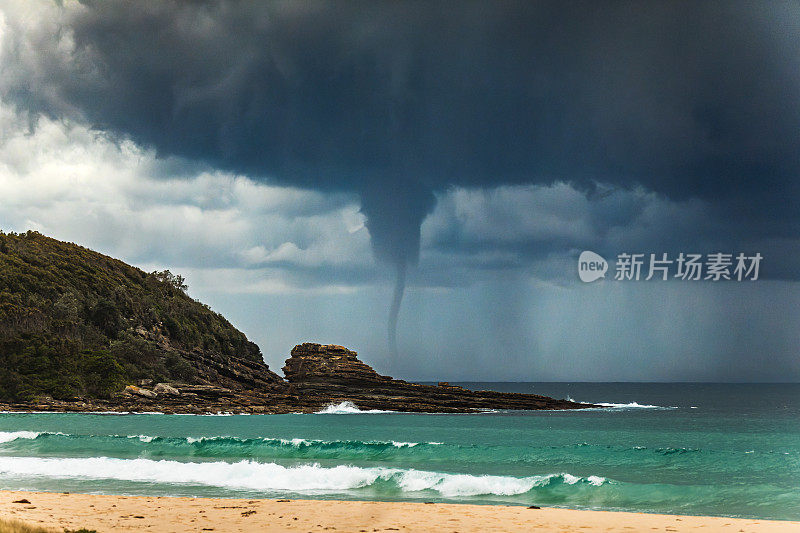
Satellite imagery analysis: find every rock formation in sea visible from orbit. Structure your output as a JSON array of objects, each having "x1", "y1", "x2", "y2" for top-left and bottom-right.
[{"x1": 282, "y1": 343, "x2": 594, "y2": 413}]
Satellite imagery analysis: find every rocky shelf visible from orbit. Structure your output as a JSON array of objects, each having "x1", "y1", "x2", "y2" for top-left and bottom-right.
[
  {"x1": 0, "y1": 343, "x2": 598, "y2": 414},
  {"x1": 282, "y1": 343, "x2": 596, "y2": 413}
]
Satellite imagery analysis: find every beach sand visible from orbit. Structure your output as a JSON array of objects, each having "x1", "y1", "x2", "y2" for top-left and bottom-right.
[{"x1": 0, "y1": 491, "x2": 796, "y2": 532}]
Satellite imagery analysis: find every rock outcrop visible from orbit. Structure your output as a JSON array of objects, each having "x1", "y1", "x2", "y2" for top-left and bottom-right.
[
  {"x1": 282, "y1": 343, "x2": 596, "y2": 413},
  {"x1": 0, "y1": 341, "x2": 597, "y2": 414}
]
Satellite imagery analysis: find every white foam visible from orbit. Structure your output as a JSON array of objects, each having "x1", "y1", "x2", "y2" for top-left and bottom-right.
[
  {"x1": 125, "y1": 435, "x2": 155, "y2": 443},
  {"x1": 592, "y1": 401, "x2": 676, "y2": 409},
  {"x1": 314, "y1": 401, "x2": 393, "y2": 414},
  {"x1": 281, "y1": 438, "x2": 312, "y2": 447},
  {"x1": 397, "y1": 470, "x2": 544, "y2": 496},
  {"x1": 0, "y1": 431, "x2": 40, "y2": 443},
  {"x1": 562, "y1": 473, "x2": 581, "y2": 484},
  {"x1": 0, "y1": 456, "x2": 608, "y2": 496},
  {"x1": 0, "y1": 456, "x2": 386, "y2": 492},
  {"x1": 185, "y1": 436, "x2": 254, "y2": 444},
  {"x1": 143, "y1": 435, "x2": 438, "y2": 449},
  {"x1": 395, "y1": 471, "x2": 607, "y2": 497}
]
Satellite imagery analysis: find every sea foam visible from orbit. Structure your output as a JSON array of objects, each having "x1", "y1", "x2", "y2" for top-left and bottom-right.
[
  {"x1": 0, "y1": 431, "x2": 42, "y2": 443},
  {"x1": 592, "y1": 401, "x2": 676, "y2": 409},
  {"x1": 315, "y1": 401, "x2": 394, "y2": 414},
  {"x1": 0, "y1": 456, "x2": 608, "y2": 497},
  {"x1": 0, "y1": 431, "x2": 446, "y2": 453}
]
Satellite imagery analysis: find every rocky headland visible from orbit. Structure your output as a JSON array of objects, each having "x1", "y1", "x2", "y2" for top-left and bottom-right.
[
  {"x1": 0, "y1": 342, "x2": 597, "y2": 414},
  {"x1": 0, "y1": 231, "x2": 597, "y2": 414}
]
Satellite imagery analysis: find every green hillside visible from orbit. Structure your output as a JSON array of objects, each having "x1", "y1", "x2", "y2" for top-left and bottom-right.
[{"x1": 0, "y1": 231, "x2": 263, "y2": 401}]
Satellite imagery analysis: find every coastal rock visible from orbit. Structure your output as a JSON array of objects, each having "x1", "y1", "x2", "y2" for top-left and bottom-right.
[
  {"x1": 154, "y1": 383, "x2": 180, "y2": 396},
  {"x1": 0, "y1": 342, "x2": 597, "y2": 415},
  {"x1": 283, "y1": 343, "x2": 596, "y2": 413},
  {"x1": 282, "y1": 344, "x2": 393, "y2": 385},
  {"x1": 125, "y1": 385, "x2": 157, "y2": 398}
]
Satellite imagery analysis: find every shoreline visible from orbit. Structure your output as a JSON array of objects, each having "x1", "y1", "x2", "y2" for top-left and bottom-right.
[
  {"x1": 0, "y1": 491, "x2": 796, "y2": 532},
  {"x1": 0, "y1": 402, "x2": 602, "y2": 416}
]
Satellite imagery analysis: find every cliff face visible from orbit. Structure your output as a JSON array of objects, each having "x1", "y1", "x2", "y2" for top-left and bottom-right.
[
  {"x1": 283, "y1": 343, "x2": 594, "y2": 413},
  {"x1": 0, "y1": 230, "x2": 283, "y2": 403}
]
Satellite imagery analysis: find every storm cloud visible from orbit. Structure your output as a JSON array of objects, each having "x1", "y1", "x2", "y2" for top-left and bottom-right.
[{"x1": 1, "y1": 0, "x2": 799, "y2": 359}]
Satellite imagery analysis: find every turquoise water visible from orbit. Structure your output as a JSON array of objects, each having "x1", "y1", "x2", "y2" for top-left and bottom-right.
[{"x1": 0, "y1": 383, "x2": 797, "y2": 520}]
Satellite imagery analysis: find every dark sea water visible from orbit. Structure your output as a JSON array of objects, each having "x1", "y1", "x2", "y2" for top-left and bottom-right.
[{"x1": 0, "y1": 383, "x2": 797, "y2": 520}]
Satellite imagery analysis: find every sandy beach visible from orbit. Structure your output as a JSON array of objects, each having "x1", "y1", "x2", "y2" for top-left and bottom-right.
[{"x1": 0, "y1": 491, "x2": 796, "y2": 533}]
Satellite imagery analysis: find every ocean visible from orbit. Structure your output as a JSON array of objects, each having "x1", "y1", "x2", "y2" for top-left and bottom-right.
[{"x1": 0, "y1": 383, "x2": 797, "y2": 521}]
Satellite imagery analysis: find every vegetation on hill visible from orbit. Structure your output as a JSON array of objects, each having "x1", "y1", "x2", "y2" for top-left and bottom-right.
[{"x1": 0, "y1": 231, "x2": 262, "y2": 401}]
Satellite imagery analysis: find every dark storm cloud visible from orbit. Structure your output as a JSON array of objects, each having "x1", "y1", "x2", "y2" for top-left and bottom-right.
[{"x1": 4, "y1": 0, "x2": 800, "y2": 248}]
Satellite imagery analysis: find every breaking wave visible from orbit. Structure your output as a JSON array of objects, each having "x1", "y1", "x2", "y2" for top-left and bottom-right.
[
  {"x1": 0, "y1": 431, "x2": 448, "y2": 461},
  {"x1": 591, "y1": 401, "x2": 677, "y2": 409},
  {"x1": 315, "y1": 401, "x2": 394, "y2": 414},
  {"x1": 0, "y1": 431, "x2": 44, "y2": 443},
  {"x1": 0, "y1": 455, "x2": 609, "y2": 497}
]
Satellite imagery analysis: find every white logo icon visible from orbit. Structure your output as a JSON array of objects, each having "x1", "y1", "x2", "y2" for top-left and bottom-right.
[{"x1": 578, "y1": 251, "x2": 608, "y2": 282}]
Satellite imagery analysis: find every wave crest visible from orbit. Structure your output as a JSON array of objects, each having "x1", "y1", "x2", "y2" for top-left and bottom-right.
[
  {"x1": 592, "y1": 401, "x2": 677, "y2": 409},
  {"x1": 0, "y1": 456, "x2": 609, "y2": 497},
  {"x1": 315, "y1": 401, "x2": 394, "y2": 414},
  {"x1": 0, "y1": 431, "x2": 42, "y2": 443}
]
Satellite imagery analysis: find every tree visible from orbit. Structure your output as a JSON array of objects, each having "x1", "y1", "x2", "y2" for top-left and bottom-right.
[{"x1": 152, "y1": 270, "x2": 188, "y2": 292}]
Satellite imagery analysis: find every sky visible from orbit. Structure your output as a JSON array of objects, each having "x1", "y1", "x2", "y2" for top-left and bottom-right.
[{"x1": 0, "y1": 0, "x2": 798, "y2": 381}]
